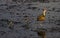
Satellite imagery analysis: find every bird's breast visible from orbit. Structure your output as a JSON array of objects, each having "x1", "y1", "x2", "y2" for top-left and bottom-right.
[{"x1": 37, "y1": 15, "x2": 45, "y2": 21}]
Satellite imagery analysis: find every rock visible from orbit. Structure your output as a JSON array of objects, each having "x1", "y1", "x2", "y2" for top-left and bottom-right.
[
  {"x1": 55, "y1": 20, "x2": 60, "y2": 25},
  {"x1": 0, "y1": 19, "x2": 9, "y2": 22},
  {"x1": 27, "y1": 7, "x2": 37, "y2": 10},
  {"x1": 0, "y1": 31, "x2": 6, "y2": 35}
]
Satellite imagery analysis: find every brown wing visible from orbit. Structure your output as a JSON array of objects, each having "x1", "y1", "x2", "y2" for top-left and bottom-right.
[{"x1": 37, "y1": 15, "x2": 45, "y2": 21}]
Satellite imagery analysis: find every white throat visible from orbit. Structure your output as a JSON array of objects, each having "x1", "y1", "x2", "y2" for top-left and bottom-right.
[{"x1": 43, "y1": 10, "x2": 47, "y2": 16}]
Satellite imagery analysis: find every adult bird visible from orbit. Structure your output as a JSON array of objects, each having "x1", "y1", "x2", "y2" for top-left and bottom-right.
[{"x1": 37, "y1": 8, "x2": 47, "y2": 26}]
